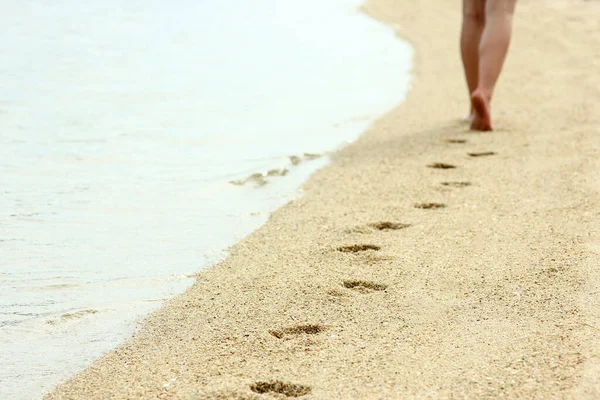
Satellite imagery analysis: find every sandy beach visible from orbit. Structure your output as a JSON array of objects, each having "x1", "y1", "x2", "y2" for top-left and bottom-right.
[{"x1": 46, "y1": 0, "x2": 600, "y2": 398}]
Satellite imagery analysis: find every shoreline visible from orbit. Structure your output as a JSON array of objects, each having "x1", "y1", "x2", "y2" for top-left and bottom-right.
[{"x1": 47, "y1": 0, "x2": 600, "y2": 399}]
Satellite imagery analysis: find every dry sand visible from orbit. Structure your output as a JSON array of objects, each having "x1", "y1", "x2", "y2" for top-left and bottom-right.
[{"x1": 47, "y1": 0, "x2": 600, "y2": 398}]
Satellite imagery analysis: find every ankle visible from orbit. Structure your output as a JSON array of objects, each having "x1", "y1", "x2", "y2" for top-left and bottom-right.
[{"x1": 472, "y1": 88, "x2": 492, "y2": 102}]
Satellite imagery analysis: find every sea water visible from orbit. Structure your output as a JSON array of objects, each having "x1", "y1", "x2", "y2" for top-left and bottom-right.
[{"x1": 0, "y1": 1, "x2": 412, "y2": 398}]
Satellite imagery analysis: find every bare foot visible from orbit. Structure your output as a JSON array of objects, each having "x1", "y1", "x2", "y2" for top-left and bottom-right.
[{"x1": 470, "y1": 90, "x2": 492, "y2": 131}]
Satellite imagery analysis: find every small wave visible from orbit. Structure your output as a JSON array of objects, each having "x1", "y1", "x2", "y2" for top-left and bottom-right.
[
  {"x1": 61, "y1": 309, "x2": 99, "y2": 320},
  {"x1": 229, "y1": 153, "x2": 323, "y2": 187},
  {"x1": 46, "y1": 309, "x2": 100, "y2": 325},
  {"x1": 31, "y1": 283, "x2": 81, "y2": 291}
]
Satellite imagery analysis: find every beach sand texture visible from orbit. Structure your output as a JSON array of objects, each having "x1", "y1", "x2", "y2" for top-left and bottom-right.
[{"x1": 47, "y1": 0, "x2": 600, "y2": 398}]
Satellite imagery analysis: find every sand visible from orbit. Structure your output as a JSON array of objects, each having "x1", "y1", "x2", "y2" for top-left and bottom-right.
[{"x1": 46, "y1": 0, "x2": 600, "y2": 398}]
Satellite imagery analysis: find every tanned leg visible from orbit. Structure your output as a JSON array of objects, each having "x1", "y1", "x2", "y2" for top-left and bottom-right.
[
  {"x1": 461, "y1": 0, "x2": 486, "y2": 120},
  {"x1": 471, "y1": 0, "x2": 518, "y2": 131}
]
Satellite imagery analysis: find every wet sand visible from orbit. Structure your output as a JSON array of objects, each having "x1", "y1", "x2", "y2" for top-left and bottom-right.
[{"x1": 47, "y1": 0, "x2": 600, "y2": 399}]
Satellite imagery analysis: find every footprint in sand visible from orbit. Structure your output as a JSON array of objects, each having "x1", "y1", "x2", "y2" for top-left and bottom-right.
[
  {"x1": 337, "y1": 244, "x2": 381, "y2": 253},
  {"x1": 414, "y1": 202, "x2": 446, "y2": 210},
  {"x1": 347, "y1": 222, "x2": 411, "y2": 234},
  {"x1": 468, "y1": 151, "x2": 496, "y2": 157},
  {"x1": 441, "y1": 181, "x2": 471, "y2": 187},
  {"x1": 343, "y1": 280, "x2": 388, "y2": 293},
  {"x1": 444, "y1": 138, "x2": 467, "y2": 144},
  {"x1": 427, "y1": 162, "x2": 456, "y2": 169},
  {"x1": 326, "y1": 289, "x2": 346, "y2": 297},
  {"x1": 269, "y1": 324, "x2": 326, "y2": 339},
  {"x1": 369, "y1": 222, "x2": 411, "y2": 231},
  {"x1": 250, "y1": 381, "x2": 311, "y2": 397}
]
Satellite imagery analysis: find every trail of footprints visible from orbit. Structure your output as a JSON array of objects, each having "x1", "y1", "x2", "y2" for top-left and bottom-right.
[{"x1": 243, "y1": 136, "x2": 494, "y2": 397}]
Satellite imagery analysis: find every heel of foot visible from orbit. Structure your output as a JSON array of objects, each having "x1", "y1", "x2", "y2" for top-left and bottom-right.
[{"x1": 470, "y1": 92, "x2": 492, "y2": 131}]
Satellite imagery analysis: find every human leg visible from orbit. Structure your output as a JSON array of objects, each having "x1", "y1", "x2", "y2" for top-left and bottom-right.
[
  {"x1": 471, "y1": 0, "x2": 518, "y2": 131},
  {"x1": 461, "y1": 0, "x2": 486, "y2": 118}
]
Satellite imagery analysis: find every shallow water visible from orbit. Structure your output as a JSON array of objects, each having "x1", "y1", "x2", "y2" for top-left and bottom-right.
[{"x1": 0, "y1": 1, "x2": 412, "y2": 398}]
